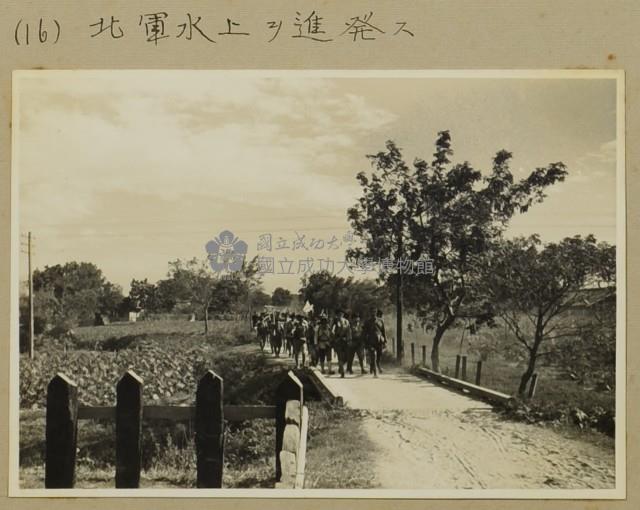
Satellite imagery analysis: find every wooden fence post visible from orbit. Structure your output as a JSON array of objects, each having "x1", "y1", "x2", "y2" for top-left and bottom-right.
[
  {"x1": 195, "y1": 370, "x2": 224, "y2": 488},
  {"x1": 455, "y1": 355, "x2": 461, "y2": 378},
  {"x1": 294, "y1": 405, "x2": 309, "y2": 489},
  {"x1": 45, "y1": 373, "x2": 78, "y2": 488},
  {"x1": 116, "y1": 370, "x2": 143, "y2": 488},
  {"x1": 276, "y1": 400, "x2": 302, "y2": 488},
  {"x1": 411, "y1": 343, "x2": 415, "y2": 365},
  {"x1": 528, "y1": 373, "x2": 539, "y2": 399},
  {"x1": 461, "y1": 356, "x2": 468, "y2": 381},
  {"x1": 475, "y1": 360, "x2": 483, "y2": 386},
  {"x1": 276, "y1": 371, "x2": 303, "y2": 482},
  {"x1": 421, "y1": 345, "x2": 426, "y2": 366}
]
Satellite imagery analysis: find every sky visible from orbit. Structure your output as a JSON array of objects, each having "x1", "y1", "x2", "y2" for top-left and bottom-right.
[{"x1": 15, "y1": 71, "x2": 619, "y2": 294}]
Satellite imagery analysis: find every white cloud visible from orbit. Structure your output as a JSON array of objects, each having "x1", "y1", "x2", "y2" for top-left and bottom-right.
[{"x1": 17, "y1": 72, "x2": 396, "y2": 230}]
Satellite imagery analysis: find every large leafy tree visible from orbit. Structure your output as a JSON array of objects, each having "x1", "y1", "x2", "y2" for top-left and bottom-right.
[
  {"x1": 482, "y1": 235, "x2": 616, "y2": 395},
  {"x1": 348, "y1": 131, "x2": 567, "y2": 370},
  {"x1": 129, "y1": 278, "x2": 158, "y2": 310},
  {"x1": 250, "y1": 289, "x2": 272, "y2": 310},
  {"x1": 299, "y1": 271, "x2": 387, "y2": 318},
  {"x1": 32, "y1": 261, "x2": 124, "y2": 327},
  {"x1": 271, "y1": 287, "x2": 293, "y2": 307},
  {"x1": 299, "y1": 271, "x2": 348, "y2": 315}
]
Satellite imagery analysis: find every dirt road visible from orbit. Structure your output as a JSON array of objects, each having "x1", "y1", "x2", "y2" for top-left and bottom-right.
[{"x1": 315, "y1": 367, "x2": 615, "y2": 490}]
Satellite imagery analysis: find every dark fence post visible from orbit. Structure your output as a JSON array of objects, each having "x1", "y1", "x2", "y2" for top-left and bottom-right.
[
  {"x1": 475, "y1": 360, "x2": 483, "y2": 386},
  {"x1": 421, "y1": 345, "x2": 426, "y2": 366},
  {"x1": 196, "y1": 370, "x2": 224, "y2": 488},
  {"x1": 410, "y1": 343, "x2": 415, "y2": 365},
  {"x1": 276, "y1": 371, "x2": 303, "y2": 482},
  {"x1": 116, "y1": 370, "x2": 143, "y2": 488},
  {"x1": 45, "y1": 373, "x2": 78, "y2": 488},
  {"x1": 461, "y1": 356, "x2": 468, "y2": 381},
  {"x1": 528, "y1": 373, "x2": 539, "y2": 399},
  {"x1": 455, "y1": 355, "x2": 461, "y2": 378}
]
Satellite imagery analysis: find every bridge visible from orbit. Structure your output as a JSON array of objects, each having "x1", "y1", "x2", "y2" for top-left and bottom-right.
[{"x1": 299, "y1": 358, "x2": 615, "y2": 490}]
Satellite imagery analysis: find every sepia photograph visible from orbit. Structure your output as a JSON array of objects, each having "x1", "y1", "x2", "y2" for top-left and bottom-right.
[{"x1": 9, "y1": 70, "x2": 624, "y2": 497}]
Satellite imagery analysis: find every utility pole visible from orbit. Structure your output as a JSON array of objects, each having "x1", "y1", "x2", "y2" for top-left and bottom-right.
[
  {"x1": 27, "y1": 231, "x2": 35, "y2": 359},
  {"x1": 396, "y1": 227, "x2": 404, "y2": 362}
]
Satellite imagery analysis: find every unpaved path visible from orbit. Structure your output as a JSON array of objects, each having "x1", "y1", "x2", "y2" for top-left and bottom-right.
[{"x1": 315, "y1": 367, "x2": 615, "y2": 490}]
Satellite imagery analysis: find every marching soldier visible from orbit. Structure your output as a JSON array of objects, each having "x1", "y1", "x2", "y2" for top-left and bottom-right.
[
  {"x1": 271, "y1": 312, "x2": 284, "y2": 357},
  {"x1": 284, "y1": 312, "x2": 295, "y2": 357},
  {"x1": 291, "y1": 314, "x2": 308, "y2": 368},
  {"x1": 315, "y1": 313, "x2": 333, "y2": 374},
  {"x1": 332, "y1": 309, "x2": 352, "y2": 378},
  {"x1": 363, "y1": 308, "x2": 386, "y2": 377},
  {"x1": 347, "y1": 313, "x2": 367, "y2": 375},
  {"x1": 307, "y1": 315, "x2": 318, "y2": 367},
  {"x1": 256, "y1": 314, "x2": 270, "y2": 352},
  {"x1": 373, "y1": 309, "x2": 387, "y2": 373}
]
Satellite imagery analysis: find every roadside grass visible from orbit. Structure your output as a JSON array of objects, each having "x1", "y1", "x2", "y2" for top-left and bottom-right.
[
  {"x1": 304, "y1": 402, "x2": 376, "y2": 489},
  {"x1": 20, "y1": 402, "x2": 376, "y2": 490},
  {"x1": 19, "y1": 417, "x2": 276, "y2": 488}
]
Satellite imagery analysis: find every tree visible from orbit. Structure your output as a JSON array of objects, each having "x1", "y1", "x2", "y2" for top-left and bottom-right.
[
  {"x1": 271, "y1": 287, "x2": 293, "y2": 307},
  {"x1": 481, "y1": 235, "x2": 616, "y2": 395},
  {"x1": 32, "y1": 261, "x2": 123, "y2": 327},
  {"x1": 298, "y1": 271, "x2": 387, "y2": 318},
  {"x1": 155, "y1": 278, "x2": 185, "y2": 312},
  {"x1": 129, "y1": 278, "x2": 157, "y2": 310},
  {"x1": 554, "y1": 293, "x2": 616, "y2": 389},
  {"x1": 299, "y1": 271, "x2": 349, "y2": 315},
  {"x1": 348, "y1": 131, "x2": 567, "y2": 370},
  {"x1": 251, "y1": 290, "x2": 272, "y2": 310},
  {"x1": 98, "y1": 281, "x2": 125, "y2": 317},
  {"x1": 347, "y1": 141, "x2": 413, "y2": 359},
  {"x1": 166, "y1": 256, "x2": 265, "y2": 332},
  {"x1": 167, "y1": 258, "x2": 217, "y2": 333}
]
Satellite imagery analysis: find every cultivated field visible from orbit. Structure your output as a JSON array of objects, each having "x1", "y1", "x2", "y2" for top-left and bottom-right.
[{"x1": 19, "y1": 319, "x2": 376, "y2": 489}]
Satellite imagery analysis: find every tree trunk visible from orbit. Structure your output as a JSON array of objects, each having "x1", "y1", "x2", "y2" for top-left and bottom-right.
[
  {"x1": 518, "y1": 329, "x2": 543, "y2": 396},
  {"x1": 204, "y1": 306, "x2": 209, "y2": 334},
  {"x1": 430, "y1": 312, "x2": 457, "y2": 372},
  {"x1": 517, "y1": 356, "x2": 536, "y2": 396},
  {"x1": 431, "y1": 325, "x2": 446, "y2": 372}
]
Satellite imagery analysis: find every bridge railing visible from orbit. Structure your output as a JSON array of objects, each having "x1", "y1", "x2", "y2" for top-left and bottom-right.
[{"x1": 408, "y1": 342, "x2": 521, "y2": 405}]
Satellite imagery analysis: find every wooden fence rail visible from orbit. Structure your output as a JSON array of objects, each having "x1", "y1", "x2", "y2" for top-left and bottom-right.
[{"x1": 45, "y1": 369, "x2": 308, "y2": 489}]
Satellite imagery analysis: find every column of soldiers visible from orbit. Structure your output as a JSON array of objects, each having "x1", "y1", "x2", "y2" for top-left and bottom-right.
[{"x1": 252, "y1": 308, "x2": 387, "y2": 377}]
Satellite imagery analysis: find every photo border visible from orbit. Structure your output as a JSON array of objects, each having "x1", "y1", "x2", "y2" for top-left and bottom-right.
[{"x1": 7, "y1": 68, "x2": 626, "y2": 500}]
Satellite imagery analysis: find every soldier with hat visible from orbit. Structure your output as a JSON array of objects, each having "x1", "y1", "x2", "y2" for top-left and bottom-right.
[
  {"x1": 314, "y1": 313, "x2": 333, "y2": 374},
  {"x1": 332, "y1": 309, "x2": 352, "y2": 378},
  {"x1": 291, "y1": 314, "x2": 308, "y2": 368},
  {"x1": 363, "y1": 308, "x2": 387, "y2": 377},
  {"x1": 347, "y1": 313, "x2": 367, "y2": 375}
]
